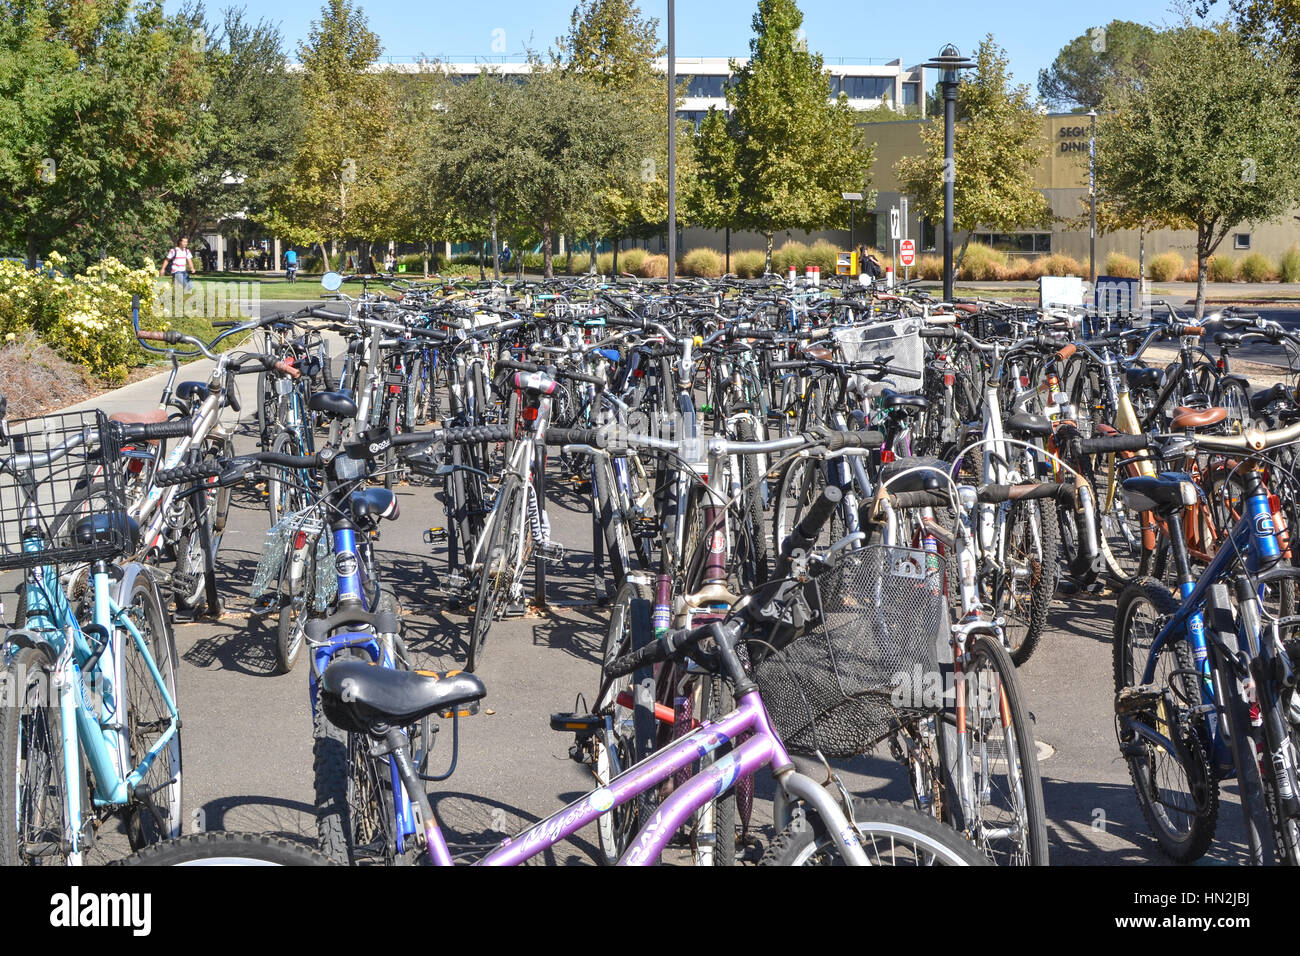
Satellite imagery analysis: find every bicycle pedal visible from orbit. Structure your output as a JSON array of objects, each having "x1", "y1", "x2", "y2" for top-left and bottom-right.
[
  {"x1": 442, "y1": 571, "x2": 469, "y2": 594},
  {"x1": 1115, "y1": 683, "x2": 1163, "y2": 715},
  {"x1": 424, "y1": 527, "x2": 448, "y2": 545},
  {"x1": 249, "y1": 594, "x2": 285, "y2": 618},
  {"x1": 538, "y1": 541, "x2": 566, "y2": 563}
]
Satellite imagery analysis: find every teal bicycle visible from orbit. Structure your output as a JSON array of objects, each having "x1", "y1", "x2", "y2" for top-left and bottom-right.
[{"x1": 0, "y1": 406, "x2": 186, "y2": 865}]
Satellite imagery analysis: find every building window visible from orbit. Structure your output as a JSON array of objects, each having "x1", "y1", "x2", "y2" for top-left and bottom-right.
[
  {"x1": 901, "y1": 82, "x2": 919, "y2": 106},
  {"x1": 837, "y1": 76, "x2": 893, "y2": 100},
  {"x1": 686, "y1": 75, "x2": 728, "y2": 98},
  {"x1": 974, "y1": 232, "x2": 1052, "y2": 254},
  {"x1": 678, "y1": 110, "x2": 709, "y2": 130},
  {"x1": 1234, "y1": 233, "x2": 1251, "y2": 250}
]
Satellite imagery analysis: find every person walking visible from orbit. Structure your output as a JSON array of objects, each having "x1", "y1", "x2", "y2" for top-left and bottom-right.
[{"x1": 160, "y1": 237, "x2": 195, "y2": 291}]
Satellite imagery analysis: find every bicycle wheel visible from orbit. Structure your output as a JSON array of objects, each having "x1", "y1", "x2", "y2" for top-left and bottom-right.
[
  {"x1": 593, "y1": 579, "x2": 654, "y2": 865},
  {"x1": 116, "y1": 831, "x2": 334, "y2": 865},
  {"x1": 312, "y1": 681, "x2": 397, "y2": 865},
  {"x1": 692, "y1": 673, "x2": 738, "y2": 866},
  {"x1": 119, "y1": 570, "x2": 183, "y2": 849},
  {"x1": 996, "y1": 496, "x2": 1059, "y2": 666},
  {"x1": 761, "y1": 797, "x2": 990, "y2": 866},
  {"x1": 1215, "y1": 378, "x2": 1252, "y2": 431},
  {"x1": 734, "y1": 418, "x2": 769, "y2": 590},
  {"x1": 467, "y1": 476, "x2": 527, "y2": 673},
  {"x1": 1113, "y1": 578, "x2": 1218, "y2": 862},
  {"x1": 266, "y1": 432, "x2": 307, "y2": 526},
  {"x1": 0, "y1": 644, "x2": 71, "y2": 865},
  {"x1": 273, "y1": 532, "x2": 317, "y2": 675},
  {"x1": 956, "y1": 633, "x2": 1049, "y2": 864}
]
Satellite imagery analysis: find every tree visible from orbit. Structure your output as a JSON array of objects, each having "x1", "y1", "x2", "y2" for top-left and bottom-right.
[
  {"x1": 554, "y1": 0, "x2": 681, "y2": 271},
  {"x1": 1094, "y1": 23, "x2": 1300, "y2": 316},
  {"x1": 263, "y1": 0, "x2": 399, "y2": 270},
  {"x1": 1198, "y1": 0, "x2": 1300, "y2": 76},
  {"x1": 508, "y1": 67, "x2": 638, "y2": 277},
  {"x1": 175, "y1": 6, "x2": 303, "y2": 242},
  {"x1": 0, "y1": 0, "x2": 211, "y2": 268},
  {"x1": 720, "y1": 0, "x2": 872, "y2": 268},
  {"x1": 894, "y1": 36, "x2": 1052, "y2": 269},
  {"x1": 1037, "y1": 20, "x2": 1161, "y2": 111},
  {"x1": 688, "y1": 107, "x2": 742, "y2": 266}
]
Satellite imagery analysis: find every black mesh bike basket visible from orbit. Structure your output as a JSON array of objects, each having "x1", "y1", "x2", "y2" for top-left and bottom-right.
[
  {"x1": 753, "y1": 546, "x2": 944, "y2": 757},
  {"x1": 0, "y1": 410, "x2": 128, "y2": 570}
]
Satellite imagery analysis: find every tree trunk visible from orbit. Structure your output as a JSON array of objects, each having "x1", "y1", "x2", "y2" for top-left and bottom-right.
[
  {"x1": 953, "y1": 231, "x2": 974, "y2": 274},
  {"x1": 26, "y1": 231, "x2": 37, "y2": 270},
  {"x1": 764, "y1": 233, "x2": 774, "y2": 274},
  {"x1": 490, "y1": 205, "x2": 500, "y2": 281},
  {"x1": 588, "y1": 233, "x2": 598, "y2": 274},
  {"x1": 725, "y1": 227, "x2": 731, "y2": 274},
  {"x1": 478, "y1": 242, "x2": 486, "y2": 281},
  {"x1": 542, "y1": 220, "x2": 554, "y2": 279},
  {"x1": 318, "y1": 241, "x2": 332, "y2": 273},
  {"x1": 1138, "y1": 229, "x2": 1145, "y2": 289},
  {"x1": 1195, "y1": 224, "x2": 1210, "y2": 319},
  {"x1": 612, "y1": 239, "x2": 619, "y2": 275},
  {"x1": 423, "y1": 239, "x2": 430, "y2": 277}
]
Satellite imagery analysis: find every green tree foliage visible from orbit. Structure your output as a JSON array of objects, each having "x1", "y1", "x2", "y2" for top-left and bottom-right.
[
  {"x1": 715, "y1": 0, "x2": 872, "y2": 268},
  {"x1": 0, "y1": 0, "x2": 211, "y2": 268},
  {"x1": 895, "y1": 36, "x2": 1051, "y2": 268},
  {"x1": 263, "y1": 0, "x2": 400, "y2": 269},
  {"x1": 176, "y1": 5, "x2": 302, "y2": 242},
  {"x1": 1037, "y1": 20, "x2": 1161, "y2": 111},
  {"x1": 1094, "y1": 23, "x2": 1300, "y2": 316}
]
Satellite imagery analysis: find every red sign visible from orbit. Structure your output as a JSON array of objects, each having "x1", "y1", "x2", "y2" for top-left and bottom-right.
[{"x1": 899, "y1": 239, "x2": 916, "y2": 267}]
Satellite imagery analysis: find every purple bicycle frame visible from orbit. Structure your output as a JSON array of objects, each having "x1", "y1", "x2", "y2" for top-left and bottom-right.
[{"x1": 419, "y1": 690, "x2": 791, "y2": 866}]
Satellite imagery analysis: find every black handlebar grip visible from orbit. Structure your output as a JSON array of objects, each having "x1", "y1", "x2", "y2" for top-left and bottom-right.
[
  {"x1": 211, "y1": 320, "x2": 239, "y2": 329},
  {"x1": 919, "y1": 327, "x2": 955, "y2": 338},
  {"x1": 153, "y1": 460, "x2": 222, "y2": 486},
  {"x1": 309, "y1": 308, "x2": 339, "y2": 320},
  {"x1": 773, "y1": 485, "x2": 844, "y2": 579},
  {"x1": 545, "y1": 427, "x2": 602, "y2": 447},
  {"x1": 1078, "y1": 432, "x2": 1149, "y2": 454},
  {"x1": 495, "y1": 358, "x2": 542, "y2": 374},
  {"x1": 823, "y1": 429, "x2": 885, "y2": 451},
  {"x1": 117, "y1": 418, "x2": 193, "y2": 443},
  {"x1": 885, "y1": 490, "x2": 951, "y2": 510},
  {"x1": 442, "y1": 424, "x2": 512, "y2": 445},
  {"x1": 604, "y1": 631, "x2": 678, "y2": 679},
  {"x1": 557, "y1": 368, "x2": 605, "y2": 387}
]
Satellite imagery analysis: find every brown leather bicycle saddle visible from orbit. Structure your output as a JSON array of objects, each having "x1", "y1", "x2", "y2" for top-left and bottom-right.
[{"x1": 1170, "y1": 405, "x2": 1227, "y2": 429}]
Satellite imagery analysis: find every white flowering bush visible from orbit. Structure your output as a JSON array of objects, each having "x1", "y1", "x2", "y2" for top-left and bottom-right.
[{"x1": 0, "y1": 252, "x2": 158, "y2": 384}]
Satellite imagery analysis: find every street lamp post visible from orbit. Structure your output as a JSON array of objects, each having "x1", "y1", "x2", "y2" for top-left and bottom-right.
[
  {"x1": 842, "y1": 191, "x2": 863, "y2": 252},
  {"x1": 922, "y1": 45, "x2": 974, "y2": 303},
  {"x1": 1088, "y1": 108, "x2": 1097, "y2": 285},
  {"x1": 667, "y1": 0, "x2": 676, "y2": 284}
]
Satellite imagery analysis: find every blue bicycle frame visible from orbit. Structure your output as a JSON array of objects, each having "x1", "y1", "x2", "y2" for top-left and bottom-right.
[{"x1": 1139, "y1": 484, "x2": 1281, "y2": 775}]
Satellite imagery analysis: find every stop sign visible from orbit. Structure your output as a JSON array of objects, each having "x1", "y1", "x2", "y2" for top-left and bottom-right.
[{"x1": 899, "y1": 239, "x2": 916, "y2": 267}]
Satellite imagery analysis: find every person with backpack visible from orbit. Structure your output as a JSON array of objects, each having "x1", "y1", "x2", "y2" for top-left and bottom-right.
[
  {"x1": 284, "y1": 248, "x2": 299, "y2": 282},
  {"x1": 160, "y1": 237, "x2": 195, "y2": 290}
]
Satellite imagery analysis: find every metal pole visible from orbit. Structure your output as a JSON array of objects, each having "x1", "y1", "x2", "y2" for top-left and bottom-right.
[
  {"x1": 667, "y1": 0, "x2": 676, "y2": 284},
  {"x1": 1088, "y1": 109, "x2": 1097, "y2": 285},
  {"x1": 849, "y1": 202, "x2": 854, "y2": 251},
  {"x1": 943, "y1": 76, "x2": 956, "y2": 302}
]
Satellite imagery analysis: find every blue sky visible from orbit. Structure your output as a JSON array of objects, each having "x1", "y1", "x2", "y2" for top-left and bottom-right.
[{"x1": 177, "y1": 0, "x2": 1195, "y2": 89}]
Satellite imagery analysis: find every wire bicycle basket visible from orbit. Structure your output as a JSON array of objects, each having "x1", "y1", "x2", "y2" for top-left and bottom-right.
[
  {"x1": 753, "y1": 545, "x2": 945, "y2": 757},
  {"x1": 250, "y1": 508, "x2": 336, "y2": 612},
  {"x1": 0, "y1": 410, "x2": 128, "y2": 570}
]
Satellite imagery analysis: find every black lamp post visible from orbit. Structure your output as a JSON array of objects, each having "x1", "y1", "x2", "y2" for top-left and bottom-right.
[{"x1": 922, "y1": 44, "x2": 974, "y2": 303}]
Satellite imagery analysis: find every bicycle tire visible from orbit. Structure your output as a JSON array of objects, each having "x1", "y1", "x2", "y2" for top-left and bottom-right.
[
  {"x1": 311, "y1": 680, "x2": 398, "y2": 865},
  {"x1": 593, "y1": 579, "x2": 655, "y2": 864},
  {"x1": 959, "y1": 633, "x2": 1049, "y2": 864},
  {"x1": 0, "y1": 643, "x2": 72, "y2": 865},
  {"x1": 998, "y1": 495, "x2": 1059, "y2": 666},
  {"x1": 467, "y1": 475, "x2": 526, "y2": 673},
  {"x1": 761, "y1": 797, "x2": 990, "y2": 866},
  {"x1": 266, "y1": 431, "x2": 306, "y2": 526},
  {"x1": 116, "y1": 831, "x2": 333, "y2": 866},
  {"x1": 734, "y1": 417, "x2": 769, "y2": 589},
  {"x1": 1113, "y1": 578, "x2": 1218, "y2": 862},
  {"x1": 120, "y1": 569, "x2": 184, "y2": 849}
]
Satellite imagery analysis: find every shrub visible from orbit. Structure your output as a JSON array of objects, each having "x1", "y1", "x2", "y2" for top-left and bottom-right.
[
  {"x1": 616, "y1": 248, "x2": 647, "y2": 276},
  {"x1": 681, "y1": 248, "x2": 724, "y2": 278},
  {"x1": 595, "y1": 252, "x2": 615, "y2": 274},
  {"x1": 957, "y1": 243, "x2": 1008, "y2": 281},
  {"x1": 1104, "y1": 251, "x2": 1140, "y2": 278},
  {"x1": 730, "y1": 250, "x2": 767, "y2": 278},
  {"x1": 998, "y1": 257, "x2": 1040, "y2": 280},
  {"x1": 637, "y1": 254, "x2": 669, "y2": 278},
  {"x1": 806, "y1": 239, "x2": 841, "y2": 273},
  {"x1": 1148, "y1": 251, "x2": 1183, "y2": 282},
  {"x1": 1237, "y1": 252, "x2": 1274, "y2": 282},
  {"x1": 772, "y1": 241, "x2": 812, "y2": 273},
  {"x1": 1280, "y1": 245, "x2": 1300, "y2": 283},
  {"x1": 1209, "y1": 256, "x2": 1238, "y2": 282},
  {"x1": 1037, "y1": 253, "x2": 1083, "y2": 277},
  {"x1": 915, "y1": 254, "x2": 944, "y2": 280}
]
